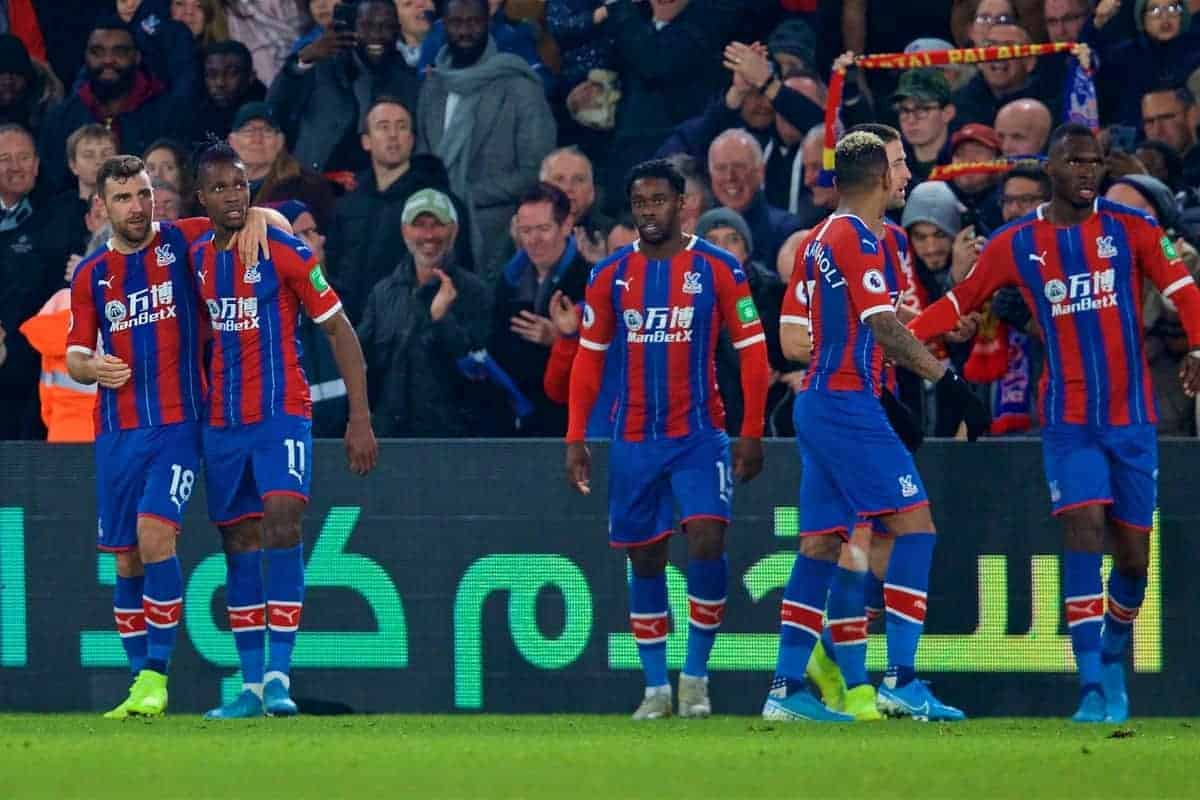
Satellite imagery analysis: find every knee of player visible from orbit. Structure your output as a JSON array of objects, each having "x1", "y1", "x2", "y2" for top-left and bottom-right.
[
  {"x1": 220, "y1": 520, "x2": 262, "y2": 554},
  {"x1": 799, "y1": 533, "x2": 843, "y2": 562},
  {"x1": 136, "y1": 519, "x2": 178, "y2": 563},
  {"x1": 684, "y1": 521, "x2": 726, "y2": 560},
  {"x1": 114, "y1": 550, "x2": 144, "y2": 577},
  {"x1": 627, "y1": 541, "x2": 669, "y2": 577}
]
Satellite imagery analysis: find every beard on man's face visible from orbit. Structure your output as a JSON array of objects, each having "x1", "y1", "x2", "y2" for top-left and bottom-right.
[{"x1": 87, "y1": 63, "x2": 137, "y2": 100}]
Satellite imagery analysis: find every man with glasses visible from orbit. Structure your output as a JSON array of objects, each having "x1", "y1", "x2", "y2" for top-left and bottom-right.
[
  {"x1": 968, "y1": 0, "x2": 1019, "y2": 45},
  {"x1": 1044, "y1": 0, "x2": 1090, "y2": 42},
  {"x1": 892, "y1": 69, "x2": 957, "y2": 185}
]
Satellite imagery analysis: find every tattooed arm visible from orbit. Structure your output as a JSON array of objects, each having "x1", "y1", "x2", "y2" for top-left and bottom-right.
[{"x1": 867, "y1": 311, "x2": 948, "y2": 382}]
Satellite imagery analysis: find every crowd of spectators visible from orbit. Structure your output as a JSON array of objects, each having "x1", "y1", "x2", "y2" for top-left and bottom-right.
[{"x1": 1, "y1": 0, "x2": 1199, "y2": 442}]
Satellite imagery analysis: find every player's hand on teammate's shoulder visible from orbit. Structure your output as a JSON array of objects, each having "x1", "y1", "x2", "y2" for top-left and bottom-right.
[
  {"x1": 548, "y1": 290, "x2": 580, "y2": 337},
  {"x1": 732, "y1": 437, "x2": 764, "y2": 483},
  {"x1": 1179, "y1": 350, "x2": 1200, "y2": 397},
  {"x1": 566, "y1": 442, "x2": 591, "y2": 495},
  {"x1": 95, "y1": 354, "x2": 132, "y2": 390},
  {"x1": 344, "y1": 415, "x2": 378, "y2": 476},
  {"x1": 429, "y1": 269, "x2": 458, "y2": 321}
]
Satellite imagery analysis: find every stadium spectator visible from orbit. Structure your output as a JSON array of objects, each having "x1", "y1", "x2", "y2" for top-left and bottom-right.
[
  {"x1": 606, "y1": 213, "x2": 637, "y2": 253},
  {"x1": 395, "y1": 0, "x2": 435, "y2": 68},
  {"x1": 0, "y1": 34, "x2": 59, "y2": 136},
  {"x1": 114, "y1": 0, "x2": 199, "y2": 100},
  {"x1": 1106, "y1": 173, "x2": 1200, "y2": 435},
  {"x1": 415, "y1": 0, "x2": 555, "y2": 280},
  {"x1": 327, "y1": 97, "x2": 471, "y2": 324},
  {"x1": 489, "y1": 182, "x2": 590, "y2": 436},
  {"x1": 947, "y1": 123, "x2": 1004, "y2": 232},
  {"x1": 767, "y1": 17, "x2": 817, "y2": 77},
  {"x1": 905, "y1": 36, "x2": 975, "y2": 92},
  {"x1": 540, "y1": 146, "x2": 612, "y2": 264},
  {"x1": 418, "y1": 0, "x2": 552, "y2": 92},
  {"x1": 56, "y1": 125, "x2": 118, "y2": 255},
  {"x1": 694, "y1": 207, "x2": 794, "y2": 437},
  {"x1": 170, "y1": 0, "x2": 229, "y2": 46},
  {"x1": 0, "y1": 123, "x2": 62, "y2": 439},
  {"x1": 1097, "y1": 0, "x2": 1200, "y2": 127},
  {"x1": 665, "y1": 152, "x2": 712, "y2": 234},
  {"x1": 267, "y1": 198, "x2": 350, "y2": 438},
  {"x1": 893, "y1": 69, "x2": 957, "y2": 185},
  {"x1": 901, "y1": 179, "x2": 983, "y2": 436},
  {"x1": 142, "y1": 138, "x2": 195, "y2": 213},
  {"x1": 188, "y1": 40, "x2": 267, "y2": 142},
  {"x1": 1, "y1": 0, "x2": 45, "y2": 64},
  {"x1": 967, "y1": 0, "x2": 1020, "y2": 45},
  {"x1": 799, "y1": 125, "x2": 838, "y2": 225},
  {"x1": 1135, "y1": 138, "x2": 1187, "y2": 194},
  {"x1": 270, "y1": 0, "x2": 419, "y2": 175},
  {"x1": 223, "y1": 0, "x2": 303, "y2": 85},
  {"x1": 601, "y1": 0, "x2": 740, "y2": 210},
  {"x1": 38, "y1": 18, "x2": 189, "y2": 192},
  {"x1": 763, "y1": 75, "x2": 825, "y2": 216},
  {"x1": 952, "y1": 23, "x2": 1059, "y2": 127},
  {"x1": 356, "y1": 188, "x2": 492, "y2": 437},
  {"x1": 18, "y1": 284, "x2": 95, "y2": 443},
  {"x1": 707, "y1": 128, "x2": 802, "y2": 269},
  {"x1": 1141, "y1": 86, "x2": 1200, "y2": 191},
  {"x1": 999, "y1": 162, "x2": 1051, "y2": 221},
  {"x1": 1043, "y1": 0, "x2": 1090, "y2": 42},
  {"x1": 227, "y1": 101, "x2": 336, "y2": 229},
  {"x1": 289, "y1": 0, "x2": 336, "y2": 57},
  {"x1": 546, "y1": 0, "x2": 614, "y2": 95},
  {"x1": 150, "y1": 178, "x2": 181, "y2": 221},
  {"x1": 994, "y1": 98, "x2": 1053, "y2": 156}
]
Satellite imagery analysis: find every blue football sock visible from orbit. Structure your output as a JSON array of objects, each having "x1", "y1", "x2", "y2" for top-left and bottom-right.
[
  {"x1": 226, "y1": 550, "x2": 266, "y2": 688},
  {"x1": 1063, "y1": 550, "x2": 1103, "y2": 689},
  {"x1": 266, "y1": 545, "x2": 305, "y2": 680},
  {"x1": 630, "y1": 573, "x2": 669, "y2": 688},
  {"x1": 113, "y1": 574, "x2": 146, "y2": 676},
  {"x1": 774, "y1": 553, "x2": 835, "y2": 695},
  {"x1": 865, "y1": 572, "x2": 885, "y2": 626},
  {"x1": 828, "y1": 566, "x2": 869, "y2": 688},
  {"x1": 683, "y1": 555, "x2": 727, "y2": 679},
  {"x1": 142, "y1": 557, "x2": 183, "y2": 675},
  {"x1": 1102, "y1": 571, "x2": 1146, "y2": 664},
  {"x1": 885, "y1": 533, "x2": 935, "y2": 687}
]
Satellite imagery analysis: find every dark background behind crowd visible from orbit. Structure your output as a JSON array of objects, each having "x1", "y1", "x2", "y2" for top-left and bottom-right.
[{"x1": 1, "y1": 0, "x2": 1199, "y2": 442}]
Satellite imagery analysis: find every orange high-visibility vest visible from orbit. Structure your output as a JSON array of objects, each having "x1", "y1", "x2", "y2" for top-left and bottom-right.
[{"x1": 19, "y1": 289, "x2": 96, "y2": 443}]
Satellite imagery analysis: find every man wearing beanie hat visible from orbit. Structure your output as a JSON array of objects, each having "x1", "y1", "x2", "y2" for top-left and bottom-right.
[
  {"x1": 695, "y1": 206, "x2": 794, "y2": 437},
  {"x1": 0, "y1": 33, "x2": 53, "y2": 135},
  {"x1": 767, "y1": 18, "x2": 817, "y2": 77}
]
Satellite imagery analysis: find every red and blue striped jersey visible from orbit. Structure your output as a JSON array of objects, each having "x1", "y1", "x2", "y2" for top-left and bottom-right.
[
  {"x1": 191, "y1": 226, "x2": 342, "y2": 427},
  {"x1": 578, "y1": 236, "x2": 765, "y2": 441},
  {"x1": 67, "y1": 219, "x2": 211, "y2": 435},
  {"x1": 784, "y1": 214, "x2": 901, "y2": 396},
  {"x1": 927, "y1": 199, "x2": 1196, "y2": 426}
]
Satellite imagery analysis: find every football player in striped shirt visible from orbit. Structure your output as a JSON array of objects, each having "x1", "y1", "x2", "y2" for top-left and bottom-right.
[
  {"x1": 566, "y1": 159, "x2": 770, "y2": 719},
  {"x1": 763, "y1": 131, "x2": 987, "y2": 723},
  {"x1": 191, "y1": 144, "x2": 378, "y2": 719},
  {"x1": 67, "y1": 155, "x2": 276, "y2": 718},
  {"x1": 910, "y1": 123, "x2": 1200, "y2": 722}
]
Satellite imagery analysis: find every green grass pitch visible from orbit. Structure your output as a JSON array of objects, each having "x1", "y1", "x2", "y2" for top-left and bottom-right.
[{"x1": 1, "y1": 715, "x2": 1197, "y2": 799}]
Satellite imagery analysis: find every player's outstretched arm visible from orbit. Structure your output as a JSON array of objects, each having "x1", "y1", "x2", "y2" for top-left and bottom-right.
[
  {"x1": 869, "y1": 310, "x2": 991, "y2": 440},
  {"x1": 66, "y1": 351, "x2": 131, "y2": 390},
  {"x1": 320, "y1": 311, "x2": 378, "y2": 476}
]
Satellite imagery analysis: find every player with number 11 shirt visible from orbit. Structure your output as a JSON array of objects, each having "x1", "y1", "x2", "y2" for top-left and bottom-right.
[{"x1": 191, "y1": 143, "x2": 378, "y2": 720}]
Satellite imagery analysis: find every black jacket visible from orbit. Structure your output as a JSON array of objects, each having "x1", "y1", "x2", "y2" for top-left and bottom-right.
[
  {"x1": 356, "y1": 254, "x2": 492, "y2": 437},
  {"x1": 269, "y1": 50, "x2": 419, "y2": 175},
  {"x1": 734, "y1": 191, "x2": 803, "y2": 269},
  {"x1": 488, "y1": 238, "x2": 590, "y2": 436},
  {"x1": 326, "y1": 155, "x2": 473, "y2": 326},
  {"x1": 186, "y1": 79, "x2": 268, "y2": 145},
  {"x1": 0, "y1": 199, "x2": 66, "y2": 439}
]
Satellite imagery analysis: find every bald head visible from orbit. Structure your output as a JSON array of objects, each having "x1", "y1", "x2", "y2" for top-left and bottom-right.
[
  {"x1": 994, "y1": 98, "x2": 1052, "y2": 157},
  {"x1": 708, "y1": 129, "x2": 765, "y2": 213}
]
